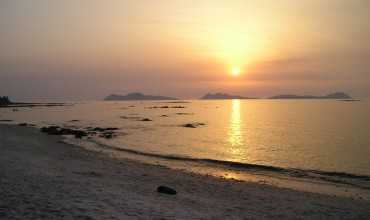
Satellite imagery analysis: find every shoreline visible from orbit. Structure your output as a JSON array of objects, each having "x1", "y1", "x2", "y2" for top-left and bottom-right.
[
  {"x1": 1, "y1": 124, "x2": 370, "y2": 219},
  {"x1": 66, "y1": 134, "x2": 370, "y2": 200}
]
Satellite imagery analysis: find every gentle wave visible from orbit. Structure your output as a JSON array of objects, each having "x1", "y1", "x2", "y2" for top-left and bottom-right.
[{"x1": 91, "y1": 140, "x2": 370, "y2": 190}]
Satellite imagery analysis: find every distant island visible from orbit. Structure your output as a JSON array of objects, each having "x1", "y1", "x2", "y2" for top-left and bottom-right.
[
  {"x1": 201, "y1": 93, "x2": 257, "y2": 100},
  {"x1": 269, "y1": 92, "x2": 353, "y2": 100},
  {"x1": 0, "y1": 96, "x2": 12, "y2": 106},
  {"x1": 104, "y1": 93, "x2": 178, "y2": 101}
]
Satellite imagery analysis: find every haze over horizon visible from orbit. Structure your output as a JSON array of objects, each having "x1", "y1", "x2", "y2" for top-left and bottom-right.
[{"x1": 1, "y1": 0, "x2": 370, "y2": 102}]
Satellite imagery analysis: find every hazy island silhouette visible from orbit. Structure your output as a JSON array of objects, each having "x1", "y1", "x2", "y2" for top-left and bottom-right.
[
  {"x1": 104, "y1": 92, "x2": 178, "y2": 101},
  {"x1": 103, "y1": 92, "x2": 355, "y2": 101},
  {"x1": 269, "y1": 92, "x2": 352, "y2": 99}
]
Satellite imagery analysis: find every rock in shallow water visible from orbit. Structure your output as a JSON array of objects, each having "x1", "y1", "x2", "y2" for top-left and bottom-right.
[
  {"x1": 157, "y1": 186, "x2": 177, "y2": 195},
  {"x1": 182, "y1": 123, "x2": 206, "y2": 128}
]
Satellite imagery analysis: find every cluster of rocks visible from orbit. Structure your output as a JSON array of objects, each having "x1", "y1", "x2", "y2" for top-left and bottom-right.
[
  {"x1": 86, "y1": 127, "x2": 120, "y2": 139},
  {"x1": 41, "y1": 126, "x2": 89, "y2": 138},
  {"x1": 40, "y1": 126, "x2": 120, "y2": 139}
]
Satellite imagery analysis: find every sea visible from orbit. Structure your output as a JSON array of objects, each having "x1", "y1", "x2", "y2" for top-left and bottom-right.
[{"x1": 1, "y1": 99, "x2": 370, "y2": 196}]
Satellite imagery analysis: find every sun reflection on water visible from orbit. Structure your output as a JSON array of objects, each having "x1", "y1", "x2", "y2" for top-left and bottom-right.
[{"x1": 228, "y1": 99, "x2": 244, "y2": 154}]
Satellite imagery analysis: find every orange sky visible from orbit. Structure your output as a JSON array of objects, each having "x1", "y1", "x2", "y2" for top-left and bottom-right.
[{"x1": 1, "y1": 0, "x2": 370, "y2": 101}]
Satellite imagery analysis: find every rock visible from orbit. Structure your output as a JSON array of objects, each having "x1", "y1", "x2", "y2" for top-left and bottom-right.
[
  {"x1": 157, "y1": 186, "x2": 177, "y2": 195},
  {"x1": 100, "y1": 132, "x2": 114, "y2": 139},
  {"x1": 141, "y1": 118, "x2": 152, "y2": 121},
  {"x1": 176, "y1": 113, "x2": 194, "y2": 115},
  {"x1": 120, "y1": 116, "x2": 141, "y2": 120},
  {"x1": 182, "y1": 123, "x2": 205, "y2": 128},
  {"x1": 18, "y1": 123, "x2": 28, "y2": 126},
  {"x1": 183, "y1": 123, "x2": 197, "y2": 128},
  {"x1": 92, "y1": 127, "x2": 106, "y2": 132},
  {"x1": 105, "y1": 127, "x2": 119, "y2": 131},
  {"x1": 41, "y1": 126, "x2": 61, "y2": 135},
  {"x1": 74, "y1": 130, "x2": 88, "y2": 139}
]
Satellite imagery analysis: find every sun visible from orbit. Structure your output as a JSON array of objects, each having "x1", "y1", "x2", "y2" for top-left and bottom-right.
[{"x1": 231, "y1": 66, "x2": 241, "y2": 76}]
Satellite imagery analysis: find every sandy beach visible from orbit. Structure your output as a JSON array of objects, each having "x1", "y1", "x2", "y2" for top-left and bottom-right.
[{"x1": 1, "y1": 124, "x2": 370, "y2": 219}]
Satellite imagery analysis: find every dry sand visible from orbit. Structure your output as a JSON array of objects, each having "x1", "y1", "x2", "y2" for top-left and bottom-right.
[{"x1": 1, "y1": 124, "x2": 370, "y2": 219}]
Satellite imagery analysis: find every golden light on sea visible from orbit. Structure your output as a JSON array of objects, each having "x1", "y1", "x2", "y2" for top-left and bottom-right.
[{"x1": 228, "y1": 99, "x2": 243, "y2": 151}]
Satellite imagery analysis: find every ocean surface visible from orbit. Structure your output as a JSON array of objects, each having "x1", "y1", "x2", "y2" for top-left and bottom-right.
[{"x1": 1, "y1": 99, "x2": 370, "y2": 177}]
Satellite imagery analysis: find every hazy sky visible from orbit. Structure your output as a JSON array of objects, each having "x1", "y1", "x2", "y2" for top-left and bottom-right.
[{"x1": 1, "y1": 0, "x2": 370, "y2": 101}]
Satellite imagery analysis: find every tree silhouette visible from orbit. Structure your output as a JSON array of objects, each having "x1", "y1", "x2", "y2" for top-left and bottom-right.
[{"x1": 0, "y1": 96, "x2": 11, "y2": 105}]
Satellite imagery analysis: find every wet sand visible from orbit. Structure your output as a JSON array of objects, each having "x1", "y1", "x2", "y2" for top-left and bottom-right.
[{"x1": 1, "y1": 124, "x2": 370, "y2": 219}]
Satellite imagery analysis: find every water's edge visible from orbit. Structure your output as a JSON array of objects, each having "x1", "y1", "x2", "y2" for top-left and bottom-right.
[{"x1": 73, "y1": 137, "x2": 370, "y2": 192}]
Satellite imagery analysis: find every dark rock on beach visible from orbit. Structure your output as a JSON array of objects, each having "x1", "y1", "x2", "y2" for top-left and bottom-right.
[
  {"x1": 141, "y1": 118, "x2": 152, "y2": 121},
  {"x1": 157, "y1": 186, "x2": 177, "y2": 195}
]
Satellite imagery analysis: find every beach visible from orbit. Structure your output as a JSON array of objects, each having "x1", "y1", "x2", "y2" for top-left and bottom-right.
[{"x1": 1, "y1": 124, "x2": 370, "y2": 219}]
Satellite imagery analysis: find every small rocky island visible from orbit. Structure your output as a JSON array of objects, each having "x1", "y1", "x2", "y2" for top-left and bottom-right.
[
  {"x1": 269, "y1": 92, "x2": 353, "y2": 100},
  {"x1": 104, "y1": 93, "x2": 178, "y2": 101},
  {"x1": 201, "y1": 93, "x2": 257, "y2": 100}
]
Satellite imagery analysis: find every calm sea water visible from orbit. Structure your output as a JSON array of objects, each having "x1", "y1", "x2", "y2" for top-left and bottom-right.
[{"x1": 1, "y1": 100, "x2": 370, "y2": 176}]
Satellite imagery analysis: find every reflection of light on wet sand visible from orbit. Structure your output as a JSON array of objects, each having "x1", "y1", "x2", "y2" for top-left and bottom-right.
[{"x1": 228, "y1": 99, "x2": 243, "y2": 154}]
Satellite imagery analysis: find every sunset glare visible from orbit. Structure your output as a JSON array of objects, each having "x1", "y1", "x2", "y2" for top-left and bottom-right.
[{"x1": 231, "y1": 66, "x2": 241, "y2": 77}]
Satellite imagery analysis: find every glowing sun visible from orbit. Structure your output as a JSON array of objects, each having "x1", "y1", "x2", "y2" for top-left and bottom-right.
[{"x1": 231, "y1": 66, "x2": 241, "y2": 76}]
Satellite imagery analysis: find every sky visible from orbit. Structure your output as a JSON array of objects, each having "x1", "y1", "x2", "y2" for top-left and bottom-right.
[{"x1": 1, "y1": 0, "x2": 370, "y2": 101}]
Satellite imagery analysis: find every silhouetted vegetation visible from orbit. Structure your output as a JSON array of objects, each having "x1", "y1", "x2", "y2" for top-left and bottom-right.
[{"x1": 0, "y1": 96, "x2": 12, "y2": 105}]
